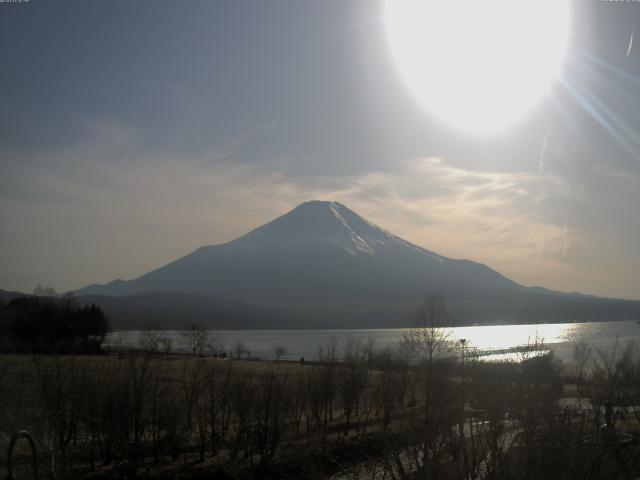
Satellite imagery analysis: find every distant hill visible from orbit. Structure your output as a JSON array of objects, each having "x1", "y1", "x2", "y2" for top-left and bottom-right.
[
  {"x1": 71, "y1": 290, "x2": 640, "y2": 330},
  {"x1": 74, "y1": 291, "x2": 304, "y2": 330},
  {"x1": 66, "y1": 200, "x2": 640, "y2": 328},
  {"x1": 0, "y1": 289, "x2": 28, "y2": 304},
  {"x1": 76, "y1": 200, "x2": 521, "y2": 301}
]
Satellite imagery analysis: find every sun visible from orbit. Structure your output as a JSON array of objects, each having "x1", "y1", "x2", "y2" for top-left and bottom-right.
[{"x1": 383, "y1": 0, "x2": 570, "y2": 134}]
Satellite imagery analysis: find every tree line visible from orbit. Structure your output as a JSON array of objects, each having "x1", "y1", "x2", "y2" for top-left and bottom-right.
[{"x1": 0, "y1": 287, "x2": 109, "y2": 353}]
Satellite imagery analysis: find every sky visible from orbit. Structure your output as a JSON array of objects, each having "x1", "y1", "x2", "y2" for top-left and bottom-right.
[{"x1": 1, "y1": 0, "x2": 639, "y2": 299}]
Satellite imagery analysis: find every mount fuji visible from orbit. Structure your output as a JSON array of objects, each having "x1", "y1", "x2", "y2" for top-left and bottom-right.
[{"x1": 75, "y1": 201, "x2": 640, "y2": 328}]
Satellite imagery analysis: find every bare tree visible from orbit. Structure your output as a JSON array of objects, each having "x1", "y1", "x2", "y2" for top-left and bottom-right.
[
  {"x1": 138, "y1": 324, "x2": 167, "y2": 355},
  {"x1": 33, "y1": 285, "x2": 57, "y2": 297},
  {"x1": 159, "y1": 336, "x2": 173, "y2": 355},
  {"x1": 339, "y1": 337, "x2": 368, "y2": 435},
  {"x1": 209, "y1": 331, "x2": 226, "y2": 357},
  {"x1": 228, "y1": 369, "x2": 255, "y2": 460},
  {"x1": 273, "y1": 344, "x2": 288, "y2": 361},
  {"x1": 180, "y1": 358, "x2": 207, "y2": 461},
  {"x1": 402, "y1": 293, "x2": 451, "y2": 363},
  {"x1": 253, "y1": 368, "x2": 292, "y2": 464},
  {"x1": 180, "y1": 323, "x2": 210, "y2": 357},
  {"x1": 572, "y1": 341, "x2": 592, "y2": 398},
  {"x1": 233, "y1": 340, "x2": 248, "y2": 359},
  {"x1": 203, "y1": 361, "x2": 234, "y2": 456},
  {"x1": 317, "y1": 338, "x2": 339, "y2": 431},
  {"x1": 145, "y1": 358, "x2": 171, "y2": 463},
  {"x1": 391, "y1": 294, "x2": 456, "y2": 478},
  {"x1": 588, "y1": 339, "x2": 636, "y2": 432},
  {"x1": 32, "y1": 355, "x2": 84, "y2": 474}
]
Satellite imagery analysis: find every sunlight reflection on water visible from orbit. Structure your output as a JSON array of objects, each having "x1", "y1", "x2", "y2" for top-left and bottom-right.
[{"x1": 105, "y1": 320, "x2": 640, "y2": 362}]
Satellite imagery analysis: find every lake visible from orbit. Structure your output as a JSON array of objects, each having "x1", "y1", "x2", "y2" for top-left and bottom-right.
[{"x1": 104, "y1": 320, "x2": 640, "y2": 362}]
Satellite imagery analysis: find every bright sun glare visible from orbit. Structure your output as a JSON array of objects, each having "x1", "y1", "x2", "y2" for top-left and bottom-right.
[{"x1": 384, "y1": 0, "x2": 571, "y2": 134}]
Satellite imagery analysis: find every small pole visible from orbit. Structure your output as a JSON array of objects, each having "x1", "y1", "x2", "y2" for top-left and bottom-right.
[
  {"x1": 459, "y1": 338, "x2": 467, "y2": 415},
  {"x1": 459, "y1": 338, "x2": 469, "y2": 479}
]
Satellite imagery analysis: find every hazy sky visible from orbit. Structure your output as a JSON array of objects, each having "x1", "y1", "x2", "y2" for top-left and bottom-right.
[{"x1": 1, "y1": 0, "x2": 639, "y2": 299}]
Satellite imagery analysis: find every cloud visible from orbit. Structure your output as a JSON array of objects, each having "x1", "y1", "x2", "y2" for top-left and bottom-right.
[
  {"x1": 308, "y1": 157, "x2": 577, "y2": 266},
  {"x1": 1, "y1": 128, "x2": 638, "y2": 299},
  {"x1": 0, "y1": 126, "x2": 306, "y2": 292},
  {"x1": 301, "y1": 156, "x2": 638, "y2": 298}
]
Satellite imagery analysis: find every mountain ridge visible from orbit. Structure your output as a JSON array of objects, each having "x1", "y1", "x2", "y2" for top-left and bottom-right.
[
  {"x1": 76, "y1": 200, "x2": 522, "y2": 302},
  {"x1": 72, "y1": 200, "x2": 640, "y2": 327}
]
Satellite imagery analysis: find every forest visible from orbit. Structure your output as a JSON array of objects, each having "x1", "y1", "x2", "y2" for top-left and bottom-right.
[{"x1": 0, "y1": 290, "x2": 109, "y2": 354}]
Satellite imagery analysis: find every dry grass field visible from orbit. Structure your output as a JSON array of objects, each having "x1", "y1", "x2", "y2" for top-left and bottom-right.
[{"x1": 2, "y1": 339, "x2": 640, "y2": 479}]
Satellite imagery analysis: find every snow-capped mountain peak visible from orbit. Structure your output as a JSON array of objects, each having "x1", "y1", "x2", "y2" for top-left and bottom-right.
[{"x1": 75, "y1": 200, "x2": 519, "y2": 304}]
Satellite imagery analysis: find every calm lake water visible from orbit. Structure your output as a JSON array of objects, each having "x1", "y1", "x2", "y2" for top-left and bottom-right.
[{"x1": 104, "y1": 320, "x2": 640, "y2": 362}]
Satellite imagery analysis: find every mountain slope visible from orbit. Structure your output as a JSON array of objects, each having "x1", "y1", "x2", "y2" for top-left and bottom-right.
[
  {"x1": 77, "y1": 201, "x2": 521, "y2": 304},
  {"x1": 75, "y1": 200, "x2": 640, "y2": 327}
]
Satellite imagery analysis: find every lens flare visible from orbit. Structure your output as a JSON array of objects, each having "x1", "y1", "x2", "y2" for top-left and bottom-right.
[{"x1": 384, "y1": 0, "x2": 571, "y2": 134}]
